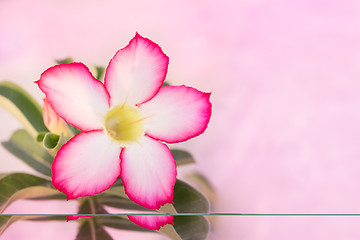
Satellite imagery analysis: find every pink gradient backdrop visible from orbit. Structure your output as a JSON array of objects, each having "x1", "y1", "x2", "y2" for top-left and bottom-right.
[{"x1": 2, "y1": 0, "x2": 360, "y2": 239}]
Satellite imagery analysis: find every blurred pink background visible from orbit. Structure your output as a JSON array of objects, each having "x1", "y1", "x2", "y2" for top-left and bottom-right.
[{"x1": 2, "y1": 0, "x2": 360, "y2": 239}]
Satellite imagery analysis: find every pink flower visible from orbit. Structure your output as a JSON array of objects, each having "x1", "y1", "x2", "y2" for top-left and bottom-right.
[{"x1": 36, "y1": 33, "x2": 211, "y2": 229}]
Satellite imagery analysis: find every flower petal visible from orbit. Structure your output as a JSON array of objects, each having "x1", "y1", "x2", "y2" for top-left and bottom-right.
[
  {"x1": 120, "y1": 136, "x2": 176, "y2": 209},
  {"x1": 139, "y1": 85, "x2": 212, "y2": 143},
  {"x1": 66, "y1": 215, "x2": 94, "y2": 222},
  {"x1": 53, "y1": 131, "x2": 121, "y2": 199},
  {"x1": 128, "y1": 215, "x2": 173, "y2": 231},
  {"x1": 104, "y1": 33, "x2": 169, "y2": 106},
  {"x1": 36, "y1": 63, "x2": 110, "y2": 132}
]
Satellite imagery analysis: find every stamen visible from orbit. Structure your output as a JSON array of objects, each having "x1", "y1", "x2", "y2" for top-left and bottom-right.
[{"x1": 104, "y1": 105, "x2": 145, "y2": 143}]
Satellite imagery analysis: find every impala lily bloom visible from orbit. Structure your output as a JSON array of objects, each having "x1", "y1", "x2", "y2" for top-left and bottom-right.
[{"x1": 36, "y1": 34, "x2": 211, "y2": 219}]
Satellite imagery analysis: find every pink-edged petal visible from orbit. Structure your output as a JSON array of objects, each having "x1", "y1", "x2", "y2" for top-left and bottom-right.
[
  {"x1": 120, "y1": 136, "x2": 177, "y2": 209},
  {"x1": 36, "y1": 63, "x2": 110, "y2": 132},
  {"x1": 66, "y1": 215, "x2": 94, "y2": 222},
  {"x1": 139, "y1": 85, "x2": 212, "y2": 143},
  {"x1": 128, "y1": 215, "x2": 173, "y2": 231},
  {"x1": 53, "y1": 130, "x2": 121, "y2": 199},
  {"x1": 104, "y1": 33, "x2": 169, "y2": 106}
]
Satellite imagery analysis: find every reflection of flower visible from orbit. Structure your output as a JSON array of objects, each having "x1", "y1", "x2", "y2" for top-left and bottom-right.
[
  {"x1": 42, "y1": 98, "x2": 72, "y2": 138},
  {"x1": 36, "y1": 33, "x2": 211, "y2": 229}
]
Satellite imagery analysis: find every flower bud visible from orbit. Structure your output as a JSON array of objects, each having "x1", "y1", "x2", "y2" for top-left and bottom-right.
[{"x1": 42, "y1": 98, "x2": 72, "y2": 138}]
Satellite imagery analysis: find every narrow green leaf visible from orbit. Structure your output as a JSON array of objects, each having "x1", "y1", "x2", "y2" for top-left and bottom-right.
[
  {"x1": 2, "y1": 129, "x2": 53, "y2": 176},
  {"x1": 173, "y1": 216, "x2": 209, "y2": 240},
  {"x1": 28, "y1": 193, "x2": 65, "y2": 201},
  {"x1": 103, "y1": 179, "x2": 210, "y2": 214},
  {"x1": 0, "y1": 173, "x2": 57, "y2": 213},
  {"x1": 100, "y1": 186, "x2": 151, "y2": 212},
  {"x1": 171, "y1": 149, "x2": 195, "y2": 166},
  {"x1": 98, "y1": 193, "x2": 152, "y2": 212},
  {"x1": 95, "y1": 66, "x2": 105, "y2": 82},
  {"x1": 56, "y1": 58, "x2": 74, "y2": 64},
  {"x1": 0, "y1": 215, "x2": 14, "y2": 235},
  {"x1": 76, "y1": 219, "x2": 113, "y2": 240},
  {"x1": 99, "y1": 216, "x2": 153, "y2": 232},
  {"x1": 173, "y1": 180, "x2": 210, "y2": 213},
  {"x1": 27, "y1": 215, "x2": 67, "y2": 221},
  {"x1": 78, "y1": 197, "x2": 108, "y2": 215},
  {"x1": 0, "y1": 81, "x2": 47, "y2": 137},
  {"x1": 186, "y1": 172, "x2": 216, "y2": 203},
  {"x1": 0, "y1": 215, "x2": 66, "y2": 236},
  {"x1": 75, "y1": 198, "x2": 113, "y2": 240},
  {"x1": 0, "y1": 215, "x2": 30, "y2": 236}
]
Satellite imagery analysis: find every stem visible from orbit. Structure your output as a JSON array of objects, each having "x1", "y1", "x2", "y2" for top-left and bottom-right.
[{"x1": 88, "y1": 198, "x2": 96, "y2": 240}]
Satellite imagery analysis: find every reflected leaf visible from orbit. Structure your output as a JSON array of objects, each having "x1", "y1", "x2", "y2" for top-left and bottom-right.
[
  {"x1": 99, "y1": 216, "x2": 153, "y2": 232},
  {"x1": 173, "y1": 216, "x2": 209, "y2": 240},
  {"x1": 75, "y1": 219, "x2": 113, "y2": 240},
  {"x1": 0, "y1": 173, "x2": 57, "y2": 213}
]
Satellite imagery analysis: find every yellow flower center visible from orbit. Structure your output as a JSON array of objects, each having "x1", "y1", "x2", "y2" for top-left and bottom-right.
[{"x1": 104, "y1": 104, "x2": 144, "y2": 144}]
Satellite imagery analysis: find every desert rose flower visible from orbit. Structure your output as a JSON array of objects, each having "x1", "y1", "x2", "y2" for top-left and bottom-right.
[{"x1": 36, "y1": 33, "x2": 211, "y2": 229}]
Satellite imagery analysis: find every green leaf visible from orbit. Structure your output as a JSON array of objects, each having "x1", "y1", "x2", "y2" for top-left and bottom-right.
[
  {"x1": 0, "y1": 173, "x2": 57, "y2": 213},
  {"x1": 102, "y1": 179, "x2": 209, "y2": 214},
  {"x1": 2, "y1": 129, "x2": 53, "y2": 176},
  {"x1": 0, "y1": 215, "x2": 28, "y2": 236},
  {"x1": 0, "y1": 215, "x2": 15, "y2": 235},
  {"x1": 56, "y1": 58, "x2": 74, "y2": 64},
  {"x1": 0, "y1": 215, "x2": 66, "y2": 236},
  {"x1": 171, "y1": 149, "x2": 195, "y2": 166},
  {"x1": 0, "y1": 81, "x2": 47, "y2": 137},
  {"x1": 173, "y1": 216, "x2": 209, "y2": 240},
  {"x1": 75, "y1": 219, "x2": 113, "y2": 240},
  {"x1": 27, "y1": 215, "x2": 66, "y2": 221},
  {"x1": 186, "y1": 172, "x2": 216, "y2": 203},
  {"x1": 173, "y1": 180, "x2": 210, "y2": 213},
  {"x1": 78, "y1": 197, "x2": 108, "y2": 215},
  {"x1": 74, "y1": 198, "x2": 113, "y2": 240},
  {"x1": 98, "y1": 193, "x2": 152, "y2": 212},
  {"x1": 75, "y1": 197, "x2": 152, "y2": 234},
  {"x1": 94, "y1": 66, "x2": 105, "y2": 82},
  {"x1": 100, "y1": 186, "x2": 151, "y2": 212},
  {"x1": 28, "y1": 193, "x2": 66, "y2": 201},
  {"x1": 162, "y1": 81, "x2": 170, "y2": 87}
]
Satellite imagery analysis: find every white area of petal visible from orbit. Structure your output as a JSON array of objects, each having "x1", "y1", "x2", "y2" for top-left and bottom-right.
[
  {"x1": 120, "y1": 136, "x2": 176, "y2": 209},
  {"x1": 37, "y1": 63, "x2": 110, "y2": 131},
  {"x1": 104, "y1": 33, "x2": 169, "y2": 106},
  {"x1": 52, "y1": 131, "x2": 121, "y2": 199},
  {"x1": 139, "y1": 85, "x2": 211, "y2": 143}
]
